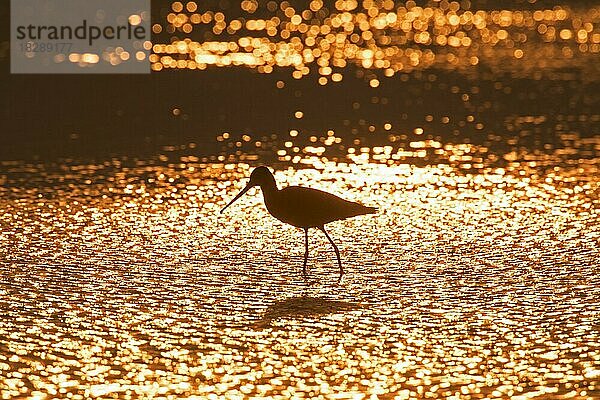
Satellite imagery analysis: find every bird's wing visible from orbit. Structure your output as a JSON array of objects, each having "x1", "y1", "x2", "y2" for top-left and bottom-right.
[{"x1": 279, "y1": 186, "x2": 373, "y2": 225}]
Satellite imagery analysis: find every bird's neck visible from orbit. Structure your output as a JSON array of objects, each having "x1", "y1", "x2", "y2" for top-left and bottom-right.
[{"x1": 259, "y1": 181, "x2": 279, "y2": 201}]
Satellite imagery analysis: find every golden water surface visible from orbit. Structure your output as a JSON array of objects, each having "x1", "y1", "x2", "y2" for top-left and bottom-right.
[
  {"x1": 0, "y1": 151, "x2": 599, "y2": 398},
  {"x1": 2, "y1": 0, "x2": 600, "y2": 398}
]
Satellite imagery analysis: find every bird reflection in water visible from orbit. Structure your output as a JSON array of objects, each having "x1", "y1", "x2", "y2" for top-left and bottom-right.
[
  {"x1": 254, "y1": 296, "x2": 363, "y2": 329},
  {"x1": 221, "y1": 166, "x2": 377, "y2": 282}
]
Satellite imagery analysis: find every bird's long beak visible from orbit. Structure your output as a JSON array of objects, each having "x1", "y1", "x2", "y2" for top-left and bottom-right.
[{"x1": 220, "y1": 182, "x2": 253, "y2": 214}]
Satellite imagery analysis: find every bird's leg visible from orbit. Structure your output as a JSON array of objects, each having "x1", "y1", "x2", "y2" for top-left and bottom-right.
[
  {"x1": 303, "y1": 228, "x2": 309, "y2": 279},
  {"x1": 320, "y1": 226, "x2": 344, "y2": 282}
]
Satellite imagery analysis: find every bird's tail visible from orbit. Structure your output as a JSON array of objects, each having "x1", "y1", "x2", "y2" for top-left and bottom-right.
[
  {"x1": 363, "y1": 206, "x2": 377, "y2": 215},
  {"x1": 343, "y1": 204, "x2": 377, "y2": 220}
]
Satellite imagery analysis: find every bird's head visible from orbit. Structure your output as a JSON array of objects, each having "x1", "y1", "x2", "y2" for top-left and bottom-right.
[
  {"x1": 248, "y1": 166, "x2": 275, "y2": 187},
  {"x1": 220, "y1": 166, "x2": 275, "y2": 214}
]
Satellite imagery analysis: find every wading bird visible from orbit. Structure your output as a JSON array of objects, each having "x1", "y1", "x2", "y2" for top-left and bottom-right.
[{"x1": 220, "y1": 166, "x2": 377, "y2": 281}]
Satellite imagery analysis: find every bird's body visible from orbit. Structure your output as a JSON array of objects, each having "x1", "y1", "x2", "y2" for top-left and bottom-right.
[
  {"x1": 220, "y1": 166, "x2": 377, "y2": 281},
  {"x1": 262, "y1": 184, "x2": 376, "y2": 228}
]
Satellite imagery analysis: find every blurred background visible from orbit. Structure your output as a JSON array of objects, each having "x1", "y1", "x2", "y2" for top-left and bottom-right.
[{"x1": 0, "y1": 0, "x2": 599, "y2": 164}]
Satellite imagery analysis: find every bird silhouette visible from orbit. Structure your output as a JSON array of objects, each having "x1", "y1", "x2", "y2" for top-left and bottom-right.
[{"x1": 220, "y1": 166, "x2": 377, "y2": 281}]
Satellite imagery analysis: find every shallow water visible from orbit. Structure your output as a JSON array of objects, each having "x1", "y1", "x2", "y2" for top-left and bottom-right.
[{"x1": 0, "y1": 156, "x2": 599, "y2": 398}]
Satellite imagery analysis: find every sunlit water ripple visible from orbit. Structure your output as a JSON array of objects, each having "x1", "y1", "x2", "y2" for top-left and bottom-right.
[{"x1": 0, "y1": 156, "x2": 599, "y2": 398}]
